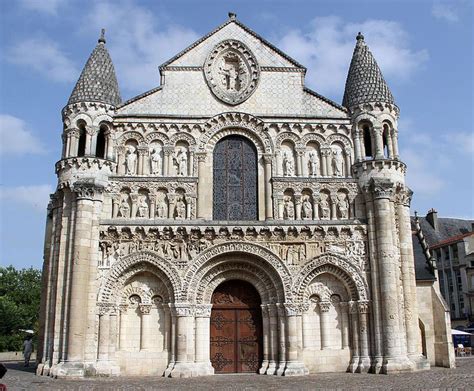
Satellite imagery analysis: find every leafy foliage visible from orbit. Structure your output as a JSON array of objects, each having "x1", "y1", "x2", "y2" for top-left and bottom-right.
[{"x1": 0, "y1": 266, "x2": 42, "y2": 351}]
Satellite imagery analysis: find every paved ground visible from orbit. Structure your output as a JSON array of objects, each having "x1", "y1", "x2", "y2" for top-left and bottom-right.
[{"x1": 1, "y1": 358, "x2": 474, "y2": 390}]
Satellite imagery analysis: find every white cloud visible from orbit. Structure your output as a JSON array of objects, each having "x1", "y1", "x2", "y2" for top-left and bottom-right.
[
  {"x1": 82, "y1": 1, "x2": 200, "y2": 95},
  {"x1": 7, "y1": 37, "x2": 78, "y2": 83},
  {"x1": 0, "y1": 185, "x2": 53, "y2": 212},
  {"x1": 278, "y1": 16, "x2": 429, "y2": 97},
  {"x1": 19, "y1": 0, "x2": 64, "y2": 15},
  {"x1": 0, "y1": 114, "x2": 46, "y2": 155},
  {"x1": 432, "y1": 2, "x2": 459, "y2": 23}
]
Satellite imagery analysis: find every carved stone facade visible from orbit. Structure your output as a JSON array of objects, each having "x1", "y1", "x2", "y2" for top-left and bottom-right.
[{"x1": 37, "y1": 14, "x2": 452, "y2": 380}]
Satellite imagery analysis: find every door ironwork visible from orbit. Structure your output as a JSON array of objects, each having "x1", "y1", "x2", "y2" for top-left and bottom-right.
[{"x1": 213, "y1": 136, "x2": 258, "y2": 220}]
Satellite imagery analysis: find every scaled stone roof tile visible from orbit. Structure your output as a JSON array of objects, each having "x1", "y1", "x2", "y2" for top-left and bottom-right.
[
  {"x1": 342, "y1": 33, "x2": 395, "y2": 109},
  {"x1": 68, "y1": 34, "x2": 121, "y2": 106}
]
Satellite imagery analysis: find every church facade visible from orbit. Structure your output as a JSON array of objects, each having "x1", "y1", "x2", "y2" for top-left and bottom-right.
[{"x1": 37, "y1": 14, "x2": 452, "y2": 378}]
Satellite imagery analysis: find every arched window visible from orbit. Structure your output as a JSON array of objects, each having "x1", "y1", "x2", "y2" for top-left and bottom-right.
[
  {"x1": 363, "y1": 125, "x2": 372, "y2": 159},
  {"x1": 95, "y1": 126, "x2": 106, "y2": 158},
  {"x1": 77, "y1": 124, "x2": 86, "y2": 157},
  {"x1": 213, "y1": 135, "x2": 258, "y2": 220}
]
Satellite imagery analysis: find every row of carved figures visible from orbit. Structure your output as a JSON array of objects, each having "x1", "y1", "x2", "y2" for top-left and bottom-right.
[
  {"x1": 277, "y1": 191, "x2": 353, "y2": 220},
  {"x1": 111, "y1": 191, "x2": 193, "y2": 220}
]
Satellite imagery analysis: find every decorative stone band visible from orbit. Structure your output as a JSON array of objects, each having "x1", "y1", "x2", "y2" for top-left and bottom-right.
[
  {"x1": 194, "y1": 304, "x2": 213, "y2": 317},
  {"x1": 72, "y1": 182, "x2": 104, "y2": 201}
]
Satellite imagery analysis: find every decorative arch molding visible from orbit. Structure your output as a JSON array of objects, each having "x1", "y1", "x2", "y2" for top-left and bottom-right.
[
  {"x1": 199, "y1": 267, "x2": 274, "y2": 304},
  {"x1": 170, "y1": 132, "x2": 197, "y2": 148},
  {"x1": 275, "y1": 132, "x2": 301, "y2": 149},
  {"x1": 292, "y1": 253, "x2": 369, "y2": 302},
  {"x1": 144, "y1": 131, "x2": 170, "y2": 146},
  {"x1": 117, "y1": 131, "x2": 146, "y2": 147},
  {"x1": 326, "y1": 134, "x2": 353, "y2": 150},
  {"x1": 183, "y1": 242, "x2": 291, "y2": 302},
  {"x1": 92, "y1": 114, "x2": 113, "y2": 128},
  {"x1": 300, "y1": 133, "x2": 326, "y2": 148},
  {"x1": 198, "y1": 112, "x2": 273, "y2": 154},
  {"x1": 305, "y1": 282, "x2": 332, "y2": 302},
  {"x1": 72, "y1": 113, "x2": 93, "y2": 128},
  {"x1": 98, "y1": 250, "x2": 180, "y2": 304},
  {"x1": 354, "y1": 113, "x2": 377, "y2": 127}
]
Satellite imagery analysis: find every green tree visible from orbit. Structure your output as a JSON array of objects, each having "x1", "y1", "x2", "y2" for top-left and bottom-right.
[{"x1": 0, "y1": 266, "x2": 42, "y2": 351}]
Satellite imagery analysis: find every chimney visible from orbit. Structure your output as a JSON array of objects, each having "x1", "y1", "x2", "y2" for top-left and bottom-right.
[{"x1": 426, "y1": 208, "x2": 439, "y2": 231}]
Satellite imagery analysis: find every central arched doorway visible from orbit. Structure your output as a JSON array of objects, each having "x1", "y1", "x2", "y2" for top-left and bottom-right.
[{"x1": 210, "y1": 280, "x2": 263, "y2": 373}]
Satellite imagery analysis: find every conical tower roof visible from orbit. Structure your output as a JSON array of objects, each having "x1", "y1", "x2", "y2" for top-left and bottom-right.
[
  {"x1": 68, "y1": 29, "x2": 121, "y2": 106},
  {"x1": 342, "y1": 33, "x2": 395, "y2": 109}
]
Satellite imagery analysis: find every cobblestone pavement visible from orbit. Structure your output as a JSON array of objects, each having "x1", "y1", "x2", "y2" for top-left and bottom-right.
[{"x1": 2, "y1": 358, "x2": 474, "y2": 391}]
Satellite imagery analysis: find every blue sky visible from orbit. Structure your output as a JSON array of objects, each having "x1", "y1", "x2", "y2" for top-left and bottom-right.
[{"x1": 0, "y1": 0, "x2": 473, "y2": 269}]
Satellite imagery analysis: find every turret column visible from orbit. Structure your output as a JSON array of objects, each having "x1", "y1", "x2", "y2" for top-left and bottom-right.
[{"x1": 263, "y1": 154, "x2": 274, "y2": 220}]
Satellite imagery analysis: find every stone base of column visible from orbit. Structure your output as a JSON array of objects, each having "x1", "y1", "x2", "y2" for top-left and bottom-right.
[
  {"x1": 164, "y1": 361, "x2": 175, "y2": 377},
  {"x1": 266, "y1": 360, "x2": 277, "y2": 375},
  {"x1": 356, "y1": 357, "x2": 371, "y2": 373},
  {"x1": 50, "y1": 361, "x2": 85, "y2": 378},
  {"x1": 283, "y1": 361, "x2": 307, "y2": 376},
  {"x1": 347, "y1": 357, "x2": 359, "y2": 373},
  {"x1": 170, "y1": 362, "x2": 206, "y2": 378},
  {"x1": 409, "y1": 354, "x2": 430, "y2": 371},
  {"x1": 381, "y1": 356, "x2": 415, "y2": 374},
  {"x1": 371, "y1": 356, "x2": 383, "y2": 374},
  {"x1": 276, "y1": 361, "x2": 286, "y2": 376},
  {"x1": 92, "y1": 360, "x2": 121, "y2": 376},
  {"x1": 36, "y1": 363, "x2": 47, "y2": 376},
  {"x1": 259, "y1": 360, "x2": 269, "y2": 374},
  {"x1": 192, "y1": 362, "x2": 215, "y2": 376}
]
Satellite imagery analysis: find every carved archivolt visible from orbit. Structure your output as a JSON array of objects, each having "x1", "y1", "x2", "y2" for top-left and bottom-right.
[
  {"x1": 326, "y1": 134, "x2": 353, "y2": 150},
  {"x1": 275, "y1": 132, "x2": 301, "y2": 148},
  {"x1": 198, "y1": 112, "x2": 273, "y2": 154},
  {"x1": 292, "y1": 253, "x2": 369, "y2": 301},
  {"x1": 183, "y1": 242, "x2": 291, "y2": 302},
  {"x1": 144, "y1": 131, "x2": 170, "y2": 145},
  {"x1": 117, "y1": 131, "x2": 145, "y2": 146},
  {"x1": 98, "y1": 250, "x2": 181, "y2": 304},
  {"x1": 169, "y1": 132, "x2": 197, "y2": 148},
  {"x1": 300, "y1": 133, "x2": 326, "y2": 148}
]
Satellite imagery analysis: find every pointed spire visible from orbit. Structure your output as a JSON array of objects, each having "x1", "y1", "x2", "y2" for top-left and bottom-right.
[
  {"x1": 342, "y1": 32, "x2": 395, "y2": 109},
  {"x1": 68, "y1": 29, "x2": 121, "y2": 106}
]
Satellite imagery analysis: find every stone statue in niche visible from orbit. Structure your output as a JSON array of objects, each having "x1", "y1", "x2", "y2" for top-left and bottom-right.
[
  {"x1": 337, "y1": 194, "x2": 349, "y2": 219},
  {"x1": 283, "y1": 195, "x2": 295, "y2": 220},
  {"x1": 174, "y1": 148, "x2": 188, "y2": 176},
  {"x1": 125, "y1": 146, "x2": 137, "y2": 175},
  {"x1": 156, "y1": 194, "x2": 168, "y2": 219},
  {"x1": 218, "y1": 53, "x2": 246, "y2": 92},
  {"x1": 302, "y1": 195, "x2": 313, "y2": 220},
  {"x1": 174, "y1": 195, "x2": 186, "y2": 219},
  {"x1": 282, "y1": 151, "x2": 294, "y2": 176},
  {"x1": 332, "y1": 149, "x2": 344, "y2": 177},
  {"x1": 281, "y1": 244, "x2": 306, "y2": 265},
  {"x1": 118, "y1": 196, "x2": 130, "y2": 218},
  {"x1": 308, "y1": 151, "x2": 319, "y2": 177},
  {"x1": 319, "y1": 194, "x2": 331, "y2": 220},
  {"x1": 150, "y1": 148, "x2": 162, "y2": 175},
  {"x1": 137, "y1": 195, "x2": 149, "y2": 218}
]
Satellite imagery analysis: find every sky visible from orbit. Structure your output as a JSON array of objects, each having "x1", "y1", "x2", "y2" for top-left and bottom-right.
[{"x1": 0, "y1": 0, "x2": 473, "y2": 269}]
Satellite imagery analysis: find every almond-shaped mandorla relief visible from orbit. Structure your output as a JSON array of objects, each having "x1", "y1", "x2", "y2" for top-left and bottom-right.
[{"x1": 204, "y1": 40, "x2": 260, "y2": 105}]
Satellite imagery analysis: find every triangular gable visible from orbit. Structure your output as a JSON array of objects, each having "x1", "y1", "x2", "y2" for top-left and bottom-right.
[{"x1": 161, "y1": 18, "x2": 305, "y2": 70}]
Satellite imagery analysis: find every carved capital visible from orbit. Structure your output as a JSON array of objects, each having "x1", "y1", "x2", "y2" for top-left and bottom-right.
[
  {"x1": 172, "y1": 303, "x2": 194, "y2": 317},
  {"x1": 260, "y1": 304, "x2": 269, "y2": 319},
  {"x1": 357, "y1": 300, "x2": 370, "y2": 314},
  {"x1": 369, "y1": 178, "x2": 394, "y2": 200},
  {"x1": 284, "y1": 302, "x2": 305, "y2": 316},
  {"x1": 339, "y1": 302, "x2": 349, "y2": 312},
  {"x1": 119, "y1": 304, "x2": 129, "y2": 314},
  {"x1": 163, "y1": 146, "x2": 175, "y2": 156},
  {"x1": 349, "y1": 301, "x2": 358, "y2": 314},
  {"x1": 195, "y1": 152, "x2": 207, "y2": 163},
  {"x1": 262, "y1": 153, "x2": 273, "y2": 164},
  {"x1": 195, "y1": 304, "x2": 212, "y2": 317},
  {"x1": 137, "y1": 146, "x2": 149, "y2": 156},
  {"x1": 73, "y1": 182, "x2": 104, "y2": 201},
  {"x1": 98, "y1": 302, "x2": 112, "y2": 316},
  {"x1": 395, "y1": 185, "x2": 413, "y2": 207},
  {"x1": 318, "y1": 301, "x2": 331, "y2": 313},
  {"x1": 139, "y1": 303, "x2": 152, "y2": 315}
]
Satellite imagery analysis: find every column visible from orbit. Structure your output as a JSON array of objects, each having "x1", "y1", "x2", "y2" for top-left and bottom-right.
[
  {"x1": 276, "y1": 195, "x2": 284, "y2": 220},
  {"x1": 387, "y1": 134, "x2": 394, "y2": 158},
  {"x1": 170, "y1": 303, "x2": 194, "y2": 378},
  {"x1": 283, "y1": 304, "x2": 307, "y2": 376},
  {"x1": 360, "y1": 132, "x2": 366, "y2": 159},
  {"x1": 90, "y1": 126, "x2": 99, "y2": 156},
  {"x1": 109, "y1": 308, "x2": 118, "y2": 361},
  {"x1": 348, "y1": 301, "x2": 360, "y2": 373},
  {"x1": 296, "y1": 149, "x2": 304, "y2": 176},
  {"x1": 373, "y1": 127, "x2": 384, "y2": 159},
  {"x1": 118, "y1": 304, "x2": 128, "y2": 350},
  {"x1": 266, "y1": 305, "x2": 278, "y2": 375},
  {"x1": 397, "y1": 187, "x2": 425, "y2": 363},
  {"x1": 111, "y1": 194, "x2": 120, "y2": 218},
  {"x1": 196, "y1": 153, "x2": 207, "y2": 219},
  {"x1": 139, "y1": 304, "x2": 152, "y2": 350},
  {"x1": 105, "y1": 130, "x2": 113, "y2": 160},
  {"x1": 392, "y1": 129, "x2": 399, "y2": 159},
  {"x1": 344, "y1": 148, "x2": 352, "y2": 177},
  {"x1": 66, "y1": 183, "x2": 103, "y2": 369},
  {"x1": 164, "y1": 304, "x2": 176, "y2": 377},
  {"x1": 353, "y1": 130, "x2": 362, "y2": 162},
  {"x1": 320, "y1": 149, "x2": 328, "y2": 176},
  {"x1": 302, "y1": 309, "x2": 311, "y2": 349},
  {"x1": 130, "y1": 193, "x2": 139, "y2": 219},
  {"x1": 276, "y1": 304, "x2": 287, "y2": 376},
  {"x1": 194, "y1": 304, "x2": 213, "y2": 375},
  {"x1": 325, "y1": 150, "x2": 332, "y2": 176},
  {"x1": 97, "y1": 306, "x2": 110, "y2": 361},
  {"x1": 189, "y1": 150, "x2": 195, "y2": 176},
  {"x1": 263, "y1": 154, "x2": 274, "y2": 220},
  {"x1": 69, "y1": 130, "x2": 80, "y2": 157},
  {"x1": 340, "y1": 303, "x2": 349, "y2": 349},
  {"x1": 275, "y1": 153, "x2": 282, "y2": 176},
  {"x1": 149, "y1": 194, "x2": 156, "y2": 219},
  {"x1": 294, "y1": 195, "x2": 302, "y2": 220},
  {"x1": 357, "y1": 301, "x2": 371, "y2": 372},
  {"x1": 84, "y1": 127, "x2": 93, "y2": 156},
  {"x1": 259, "y1": 305, "x2": 270, "y2": 374},
  {"x1": 318, "y1": 301, "x2": 331, "y2": 349},
  {"x1": 116, "y1": 146, "x2": 125, "y2": 175},
  {"x1": 330, "y1": 193, "x2": 337, "y2": 220},
  {"x1": 371, "y1": 178, "x2": 407, "y2": 373}
]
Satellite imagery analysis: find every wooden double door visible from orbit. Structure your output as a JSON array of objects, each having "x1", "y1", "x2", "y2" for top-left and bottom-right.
[{"x1": 210, "y1": 280, "x2": 263, "y2": 373}]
